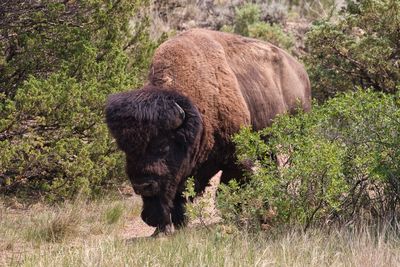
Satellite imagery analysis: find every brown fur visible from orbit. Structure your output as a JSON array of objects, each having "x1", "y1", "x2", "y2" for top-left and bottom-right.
[{"x1": 106, "y1": 29, "x2": 311, "y2": 234}]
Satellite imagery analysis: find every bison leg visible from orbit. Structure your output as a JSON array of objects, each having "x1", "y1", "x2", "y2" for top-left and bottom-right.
[
  {"x1": 151, "y1": 200, "x2": 175, "y2": 237},
  {"x1": 171, "y1": 195, "x2": 187, "y2": 228},
  {"x1": 220, "y1": 163, "x2": 245, "y2": 184},
  {"x1": 141, "y1": 195, "x2": 186, "y2": 236},
  {"x1": 151, "y1": 221, "x2": 174, "y2": 237},
  {"x1": 141, "y1": 196, "x2": 164, "y2": 227}
]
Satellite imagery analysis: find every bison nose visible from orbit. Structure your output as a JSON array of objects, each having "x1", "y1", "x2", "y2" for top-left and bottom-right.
[{"x1": 132, "y1": 181, "x2": 159, "y2": 196}]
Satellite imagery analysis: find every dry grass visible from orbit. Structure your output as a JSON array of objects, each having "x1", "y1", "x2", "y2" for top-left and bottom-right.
[{"x1": 1, "y1": 196, "x2": 399, "y2": 267}]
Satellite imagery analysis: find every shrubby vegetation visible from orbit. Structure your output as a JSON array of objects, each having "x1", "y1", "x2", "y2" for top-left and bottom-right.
[
  {"x1": 304, "y1": 0, "x2": 400, "y2": 100},
  {"x1": 221, "y1": 3, "x2": 294, "y2": 51},
  {"x1": 215, "y1": 0, "x2": 400, "y2": 230},
  {"x1": 0, "y1": 0, "x2": 160, "y2": 200},
  {"x1": 219, "y1": 89, "x2": 400, "y2": 230}
]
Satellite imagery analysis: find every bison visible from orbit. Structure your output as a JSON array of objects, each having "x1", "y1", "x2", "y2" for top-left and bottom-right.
[{"x1": 105, "y1": 28, "x2": 311, "y2": 235}]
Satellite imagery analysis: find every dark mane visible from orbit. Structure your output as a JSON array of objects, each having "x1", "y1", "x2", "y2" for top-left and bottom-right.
[
  {"x1": 105, "y1": 85, "x2": 202, "y2": 157},
  {"x1": 106, "y1": 85, "x2": 186, "y2": 128}
]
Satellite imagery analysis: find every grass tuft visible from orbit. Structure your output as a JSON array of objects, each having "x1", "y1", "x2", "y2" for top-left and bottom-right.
[
  {"x1": 24, "y1": 206, "x2": 80, "y2": 243},
  {"x1": 104, "y1": 203, "x2": 124, "y2": 225}
]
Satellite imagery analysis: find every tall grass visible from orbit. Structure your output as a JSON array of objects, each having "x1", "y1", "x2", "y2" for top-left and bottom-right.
[{"x1": 1, "y1": 197, "x2": 399, "y2": 267}]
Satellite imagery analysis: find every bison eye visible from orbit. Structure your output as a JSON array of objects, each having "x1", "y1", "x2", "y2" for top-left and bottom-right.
[
  {"x1": 148, "y1": 143, "x2": 169, "y2": 155},
  {"x1": 159, "y1": 145, "x2": 170, "y2": 154},
  {"x1": 148, "y1": 137, "x2": 171, "y2": 156}
]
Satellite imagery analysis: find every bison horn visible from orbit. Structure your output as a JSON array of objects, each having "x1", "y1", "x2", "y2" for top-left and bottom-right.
[{"x1": 173, "y1": 102, "x2": 185, "y2": 128}]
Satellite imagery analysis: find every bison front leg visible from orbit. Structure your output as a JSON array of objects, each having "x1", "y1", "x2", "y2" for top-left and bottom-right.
[
  {"x1": 151, "y1": 201, "x2": 175, "y2": 237},
  {"x1": 140, "y1": 196, "x2": 172, "y2": 235},
  {"x1": 141, "y1": 196, "x2": 175, "y2": 237},
  {"x1": 171, "y1": 194, "x2": 187, "y2": 228},
  {"x1": 151, "y1": 219, "x2": 174, "y2": 237}
]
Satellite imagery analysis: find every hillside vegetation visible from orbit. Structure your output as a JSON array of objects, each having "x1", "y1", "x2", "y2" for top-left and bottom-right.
[
  {"x1": 1, "y1": 0, "x2": 400, "y2": 265},
  {"x1": 1, "y1": 0, "x2": 161, "y2": 200}
]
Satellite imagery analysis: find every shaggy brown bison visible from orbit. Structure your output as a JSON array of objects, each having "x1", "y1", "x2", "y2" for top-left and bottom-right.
[{"x1": 106, "y1": 28, "x2": 311, "y2": 235}]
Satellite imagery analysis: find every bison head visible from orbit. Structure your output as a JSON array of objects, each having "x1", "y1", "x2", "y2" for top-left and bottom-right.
[{"x1": 105, "y1": 86, "x2": 202, "y2": 229}]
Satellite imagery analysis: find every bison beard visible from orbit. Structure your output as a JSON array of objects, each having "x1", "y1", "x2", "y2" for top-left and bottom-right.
[{"x1": 105, "y1": 29, "x2": 311, "y2": 236}]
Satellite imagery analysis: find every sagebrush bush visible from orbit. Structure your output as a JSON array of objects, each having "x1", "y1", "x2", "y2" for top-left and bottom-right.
[
  {"x1": 304, "y1": 0, "x2": 400, "y2": 100},
  {"x1": 0, "y1": 1, "x2": 161, "y2": 200},
  {"x1": 218, "y1": 90, "x2": 400, "y2": 230},
  {"x1": 248, "y1": 22, "x2": 294, "y2": 51},
  {"x1": 221, "y1": 3, "x2": 294, "y2": 51}
]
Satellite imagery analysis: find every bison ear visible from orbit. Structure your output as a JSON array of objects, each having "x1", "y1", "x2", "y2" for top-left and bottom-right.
[{"x1": 167, "y1": 102, "x2": 185, "y2": 130}]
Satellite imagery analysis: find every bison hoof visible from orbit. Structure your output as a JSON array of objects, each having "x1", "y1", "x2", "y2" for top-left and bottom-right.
[{"x1": 151, "y1": 224, "x2": 175, "y2": 237}]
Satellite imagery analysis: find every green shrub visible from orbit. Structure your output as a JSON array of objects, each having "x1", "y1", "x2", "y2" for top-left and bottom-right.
[
  {"x1": 233, "y1": 3, "x2": 261, "y2": 36},
  {"x1": 0, "y1": 1, "x2": 161, "y2": 200},
  {"x1": 183, "y1": 177, "x2": 215, "y2": 228},
  {"x1": 304, "y1": 0, "x2": 400, "y2": 100},
  {"x1": 248, "y1": 22, "x2": 294, "y2": 51},
  {"x1": 222, "y1": 3, "x2": 294, "y2": 51},
  {"x1": 218, "y1": 90, "x2": 400, "y2": 230}
]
